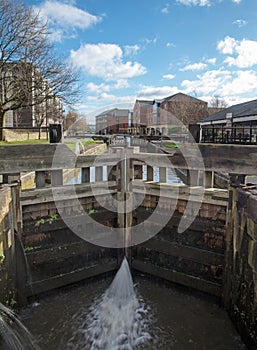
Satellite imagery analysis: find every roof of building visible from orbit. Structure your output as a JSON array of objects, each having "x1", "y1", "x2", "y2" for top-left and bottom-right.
[
  {"x1": 161, "y1": 92, "x2": 207, "y2": 104},
  {"x1": 134, "y1": 93, "x2": 207, "y2": 109},
  {"x1": 135, "y1": 99, "x2": 154, "y2": 105},
  {"x1": 95, "y1": 108, "x2": 130, "y2": 118},
  {"x1": 199, "y1": 98, "x2": 257, "y2": 124}
]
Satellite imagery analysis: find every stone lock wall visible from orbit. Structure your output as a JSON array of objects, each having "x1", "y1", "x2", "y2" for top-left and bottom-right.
[
  {"x1": 0, "y1": 185, "x2": 19, "y2": 306},
  {"x1": 225, "y1": 187, "x2": 257, "y2": 350}
]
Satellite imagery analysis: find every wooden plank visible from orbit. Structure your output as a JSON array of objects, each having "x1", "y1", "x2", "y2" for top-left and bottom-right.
[
  {"x1": 132, "y1": 259, "x2": 222, "y2": 297},
  {"x1": 0, "y1": 144, "x2": 76, "y2": 173},
  {"x1": 132, "y1": 181, "x2": 228, "y2": 205},
  {"x1": 51, "y1": 170, "x2": 63, "y2": 186},
  {"x1": 142, "y1": 144, "x2": 257, "y2": 174},
  {"x1": 1, "y1": 144, "x2": 257, "y2": 174},
  {"x1": 35, "y1": 171, "x2": 46, "y2": 188},
  {"x1": 140, "y1": 238, "x2": 224, "y2": 265},
  {"x1": 198, "y1": 144, "x2": 257, "y2": 174},
  {"x1": 0, "y1": 144, "x2": 120, "y2": 174},
  {"x1": 25, "y1": 241, "x2": 112, "y2": 265},
  {"x1": 20, "y1": 181, "x2": 117, "y2": 205},
  {"x1": 26, "y1": 261, "x2": 118, "y2": 297},
  {"x1": 23, "y1": 211, "x2": 116, "y2": 234}
]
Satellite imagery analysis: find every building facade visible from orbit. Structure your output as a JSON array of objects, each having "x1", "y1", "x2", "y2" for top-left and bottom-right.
[
  {"x1": 132, "y1": 93, "x2": 208, "y2": 136},
  {"x1": 198, "y1": 98, "x2": 257, "y2": 144},
  {"x1": 1, "y1": 62, "x2": 63, "y2": 133},
  {"x1": 95, "y1": 108, "x2": 132, "y2": 134}
]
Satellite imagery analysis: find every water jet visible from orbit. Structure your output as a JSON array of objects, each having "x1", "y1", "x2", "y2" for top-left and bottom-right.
[
  {"x1": 0, "y1": 302, "x2": 39, "y2": 350},
  {"x1": 66, "y1": 257, "x2": 152, "y2": 350}
]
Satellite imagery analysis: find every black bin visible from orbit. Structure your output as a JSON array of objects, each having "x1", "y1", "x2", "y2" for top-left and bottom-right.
[
  {"x1": 49, "y1": 124, "x2": 62, "y2": 143},
  {"x1": 188, "y1": 124, "x2": 200, "y2": 143}
]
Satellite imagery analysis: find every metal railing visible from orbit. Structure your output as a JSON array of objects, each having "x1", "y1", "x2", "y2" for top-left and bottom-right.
[{"x1": 201, "y1": 126, "x2": 257, "y2": 144}]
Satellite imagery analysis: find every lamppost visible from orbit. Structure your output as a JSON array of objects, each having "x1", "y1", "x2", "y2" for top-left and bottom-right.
[{"x1": 45, "y1": 98, "x2": 49, "y2": 141}]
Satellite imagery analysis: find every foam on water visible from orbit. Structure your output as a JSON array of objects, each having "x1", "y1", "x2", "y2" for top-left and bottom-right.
[{"x1": 66, "y1": 258, "x2": 152, "y2": 350}]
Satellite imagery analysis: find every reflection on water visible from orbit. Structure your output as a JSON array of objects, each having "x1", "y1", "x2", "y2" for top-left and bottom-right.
[{"x1": 20, "y1": 274, "x2": 245, "y2": 350}]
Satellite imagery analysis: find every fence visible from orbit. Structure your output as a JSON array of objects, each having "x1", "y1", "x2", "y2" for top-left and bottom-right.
[{"x1": 201, "y1": 126, "x2": 257, "y2": 144}]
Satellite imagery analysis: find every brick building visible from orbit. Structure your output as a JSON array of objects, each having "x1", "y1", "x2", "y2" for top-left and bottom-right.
[
  {"x1": 132, "y1": 93, "x2": 208, "y2": 135},
  {"x1": 95, "y1": 108, "x2": 132, "y2": 134},
  {"x1": 131, "y1": 99, "x2": 154, "y2": 135}
]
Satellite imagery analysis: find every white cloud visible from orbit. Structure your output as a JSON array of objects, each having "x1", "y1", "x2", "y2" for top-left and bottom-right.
[
  {"x1": 87, "y1": 82, "x2": 110, "y2": 94},
  {"x1": 207, "y1": 58, "x2": 216, "y2": 64},
  {"x1": 233, "y1": 19, "x2": 247, "y2": 27},
  {"x1": 217, "y1": 36, "x2": 237, "y2": 54},
  {"x1": 141, "y1": 36, "x2": 159, "y2": 47},
  {"x1": 166, "y1": 42, "x2": 176, "y2": 48},
  {"x1": 181, "y1": 68, "x2": 257, "y2": 98},
  {"x1": 180, "y1": 62, "x2": 207, "y2": 71},
  {"x1": 113, "y1": 80, "x2": 130, "y2": 89},
  {"x1": 137, "y1": 85, "x2": 179, "y2": 99},
  {"x1": 219, "y1": 70, "x2": 257, "y2": 96},
  {"x1": 163, "y1": 74, "x2": 176, "y2": 80},
  {"x1": 87, "y1": 80, "x2": 129, "y2": 94},
  {"x1": 225, "y1": 40, "x2": 257, "y2": 68},
  {"x1": 86, "y1": 94, "x2": 135, "y2": 110},
  {"x1": 70, "y1": 43, "x2": 147, "y2": 81},
  {"x1": 161, "y1": 4, "x2": 170, "y2": 13},
  {"x1": 87, "y1": 92, "x2": 117, "y2": 102},
  {"x1": 37, "y1": 0, "x2": 102, "y2": 29},
  {"x1": 124, "y1": 45, "x2": 140, "y2": 56},
  {"x1": 82, "y1": 98, "x2": 136, "y2": 121},
  {"x1": 218, "y1": 36, "x2": 257, "y2": 68},
  {"x1": 82, "y1": 68, "x2": 257, "y2": 120},
  {"x1": 231, "y1": 0, "x2": 242, "y2": 4},
  {"x1": 49, "y1": 29, "x2": 63, "y2": 43},
  {"x1": 181, "y1": 69, "x2": 232, "y2": 95},
  {"x1": 176, "y1": 0, "x2": 211, "y2": 6}
]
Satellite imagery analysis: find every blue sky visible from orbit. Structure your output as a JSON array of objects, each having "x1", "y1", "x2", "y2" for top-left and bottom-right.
[{"x1": 25, "y1": 0, "x2": 257, "y2": 122}]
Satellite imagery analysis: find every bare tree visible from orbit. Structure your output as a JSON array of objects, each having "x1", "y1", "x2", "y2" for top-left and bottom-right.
[
  {"x1": 65, "y1": 110, "x2": 79, "y2": 131},
  {"x1": 0, "y1": 0, "x2": 80, "y2": 140},
  {"x1": 164, "y1": 94, "x2": 208, "y2": 131},
  {"x1": 209, "y1": 95, "x2": 228, "y2": 108},
  {"x1": 75, "y1": 116, "x2": 87, "y2": 134},
  {"x1": 65, "y1": 110, "x2": 87, "y2": 135}
]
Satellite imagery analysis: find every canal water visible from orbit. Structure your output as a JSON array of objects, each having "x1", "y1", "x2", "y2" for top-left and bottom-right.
[
  {"x1": 19, "y1": 273, "x2": 245, "y2": 350},
  {"x1": 67, "y1": 166, "x2": 183, "y2": 185}
]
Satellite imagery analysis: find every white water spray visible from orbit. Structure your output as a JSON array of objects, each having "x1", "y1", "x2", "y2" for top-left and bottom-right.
[
  {"x1": 0, "y1": 303, "x2": 40, "y2": 350},
  {"x1": 67, "y1": 258, "x2": 152, "y2": 350}
]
